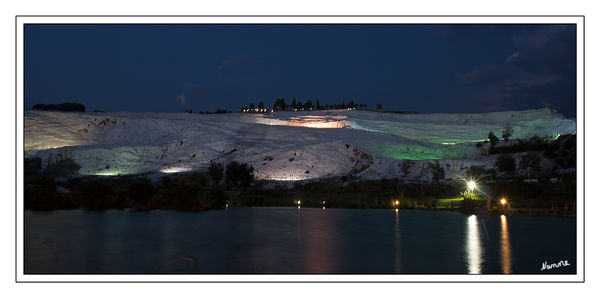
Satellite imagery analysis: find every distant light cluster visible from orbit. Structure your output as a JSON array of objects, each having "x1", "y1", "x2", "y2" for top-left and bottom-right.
[{"x1": 242, "y1": 108, "x2": 269, "y2": 113}]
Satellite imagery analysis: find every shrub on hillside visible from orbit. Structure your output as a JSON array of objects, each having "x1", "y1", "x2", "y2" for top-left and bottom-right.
[
  {"x1": 44, "y1": 157, "x2": 81, "y2": 177},
  {"x1": 502, "y1": 126, "x2": 513, "y2": 142},
  {"x1": 488, "y1": 131, "x2": 499, "y2": 147},
  {"x1": 519, "y1": 151, "x2": 542, "y2": 172},
  {"x1": 485, "y1": 168, "x2": 498, "y2": 179},
  {"x1": 489, "y1": 135, "x2": 550, "y2": 154},
  {"x1": 466, "y1": 165, "x2": 486, "y2": 179},
  {"x1": 399, "y1": 159, "x2": 415, "y2": 176},
  {"x1": 428, "y1": 161, "x2": 445, "y2": 182},
  {"x1": 208, "y1": 161, "x2": 224, "y2": 185},
  {"x1": 225, "y1": 161, "x2": 255, "y2": 189},
  {"x1": 495, "y1": 154, "x2": 516, "y2": 172},
  {"x1": 544, "y1": 134, "x2": 576, "y2": 169}
]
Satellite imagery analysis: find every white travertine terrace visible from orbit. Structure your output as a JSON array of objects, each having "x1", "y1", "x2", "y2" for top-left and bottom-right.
[{"x1": 25, "y1": 108, "x2": 575, "y2": 182}]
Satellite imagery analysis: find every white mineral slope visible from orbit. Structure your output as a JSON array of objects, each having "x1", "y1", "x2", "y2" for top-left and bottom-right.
[
  {"x1": 346, "y1": 108, "x2": 575, "y2": 144},
  {"x1": 24, "y1": 108, "x2": 575, "y2": 182}
]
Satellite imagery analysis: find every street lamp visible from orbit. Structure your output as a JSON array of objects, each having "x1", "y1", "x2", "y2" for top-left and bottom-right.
[
  {"x1": 500, "y1": 197, "x2": 508, "y2": 214},
  {"x1": 465, "y1": 180, "x2": 477, "y2": 199},
  {"x1": 467, "y1": 180, "x2": 477, "y2": 192},
  {"x1": 393, "y1": 200, "x2": 400, "y2": 212}
]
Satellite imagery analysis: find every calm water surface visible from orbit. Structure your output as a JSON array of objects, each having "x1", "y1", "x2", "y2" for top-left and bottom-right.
[{"x1": 24, "y1": 207, "x2": 576, "y2": 274}]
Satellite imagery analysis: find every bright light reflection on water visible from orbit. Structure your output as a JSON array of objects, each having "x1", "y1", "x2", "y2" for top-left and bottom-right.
[
  {"x1": 466, "y1": 215, "x2": 483, "y2": 274},
  {"x1": 500, "y1": 215, "x2": 513, "y2": 274},
  {"x1": 394, "y1": 209, "x2": 401, "y2": 273}
]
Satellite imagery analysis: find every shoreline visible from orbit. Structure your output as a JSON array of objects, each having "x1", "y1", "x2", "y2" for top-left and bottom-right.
[{"x1": 23, "y1": 203, "x2": 576, "y2": 219}]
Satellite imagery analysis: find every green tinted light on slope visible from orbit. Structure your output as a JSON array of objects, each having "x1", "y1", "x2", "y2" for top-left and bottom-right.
[{"x1": 366, "y1": 142, "x2": 469, "y2": 160}]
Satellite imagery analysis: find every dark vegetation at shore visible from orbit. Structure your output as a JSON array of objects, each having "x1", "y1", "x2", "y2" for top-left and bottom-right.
[
  {"x1": 25, "y1": 165, "x2": 575, "y2": 215},
  {"x1": 25, "y1": 160, "x2": 245, "y2": 211}
]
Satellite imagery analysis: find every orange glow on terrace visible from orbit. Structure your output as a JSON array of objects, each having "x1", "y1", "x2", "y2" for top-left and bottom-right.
[
  {"x1": 285, "y1": 115, "x2": 349, "y2": 129},
  {"x1": 293, "y1": 121, "x2": 345, "y2": 129},
  {"x1": 251, "y1": 114, "x2": 349, "y2": 129}
]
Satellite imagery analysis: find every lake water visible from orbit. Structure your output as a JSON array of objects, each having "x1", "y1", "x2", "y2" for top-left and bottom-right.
[{"x1": 24, "y1": 207, "x2": 576, "y2": 274}]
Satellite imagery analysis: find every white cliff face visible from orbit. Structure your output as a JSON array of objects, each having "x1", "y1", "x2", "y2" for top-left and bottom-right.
[{"x1": 24, "y1": 108, "x2": 575, "y2": 182}]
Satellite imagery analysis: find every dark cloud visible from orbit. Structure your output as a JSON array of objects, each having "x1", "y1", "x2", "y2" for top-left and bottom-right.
[
  {"x1": 218, "y1": 55, "x2": 250, "y2": 71},
  {"x1": 511, "y1": 25, "x2": 569, "y2": 49},
  {"x1": 506, "y1": 51, "x2": 520, "y2": 62},
  {"x1": 512, "y1": 26, "x2": 576, "y2": 79},
  {"x1": 454, "y1": 24, "x2": 575, "y2": 117}
]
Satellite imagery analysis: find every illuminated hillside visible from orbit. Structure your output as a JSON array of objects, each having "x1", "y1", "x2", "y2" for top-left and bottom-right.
[{"x1": 24, "y1": 108, "x2": 575, "y2": 182}]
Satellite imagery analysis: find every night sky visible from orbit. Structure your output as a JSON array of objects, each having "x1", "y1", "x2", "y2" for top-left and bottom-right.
[{"x1": 24, "y1": 24, "x2": 577, "y2": 117}]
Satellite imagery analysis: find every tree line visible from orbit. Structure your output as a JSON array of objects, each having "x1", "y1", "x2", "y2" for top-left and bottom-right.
[
  {"x1": 33, "y1": 102, "x2": 86, "y2": 112},
  {"x1": 184, "y1": 109, "x2": 231, "y2": 114},
  {"x1": 242, "y1": 98, "x2": 368, "y2": 112}
]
